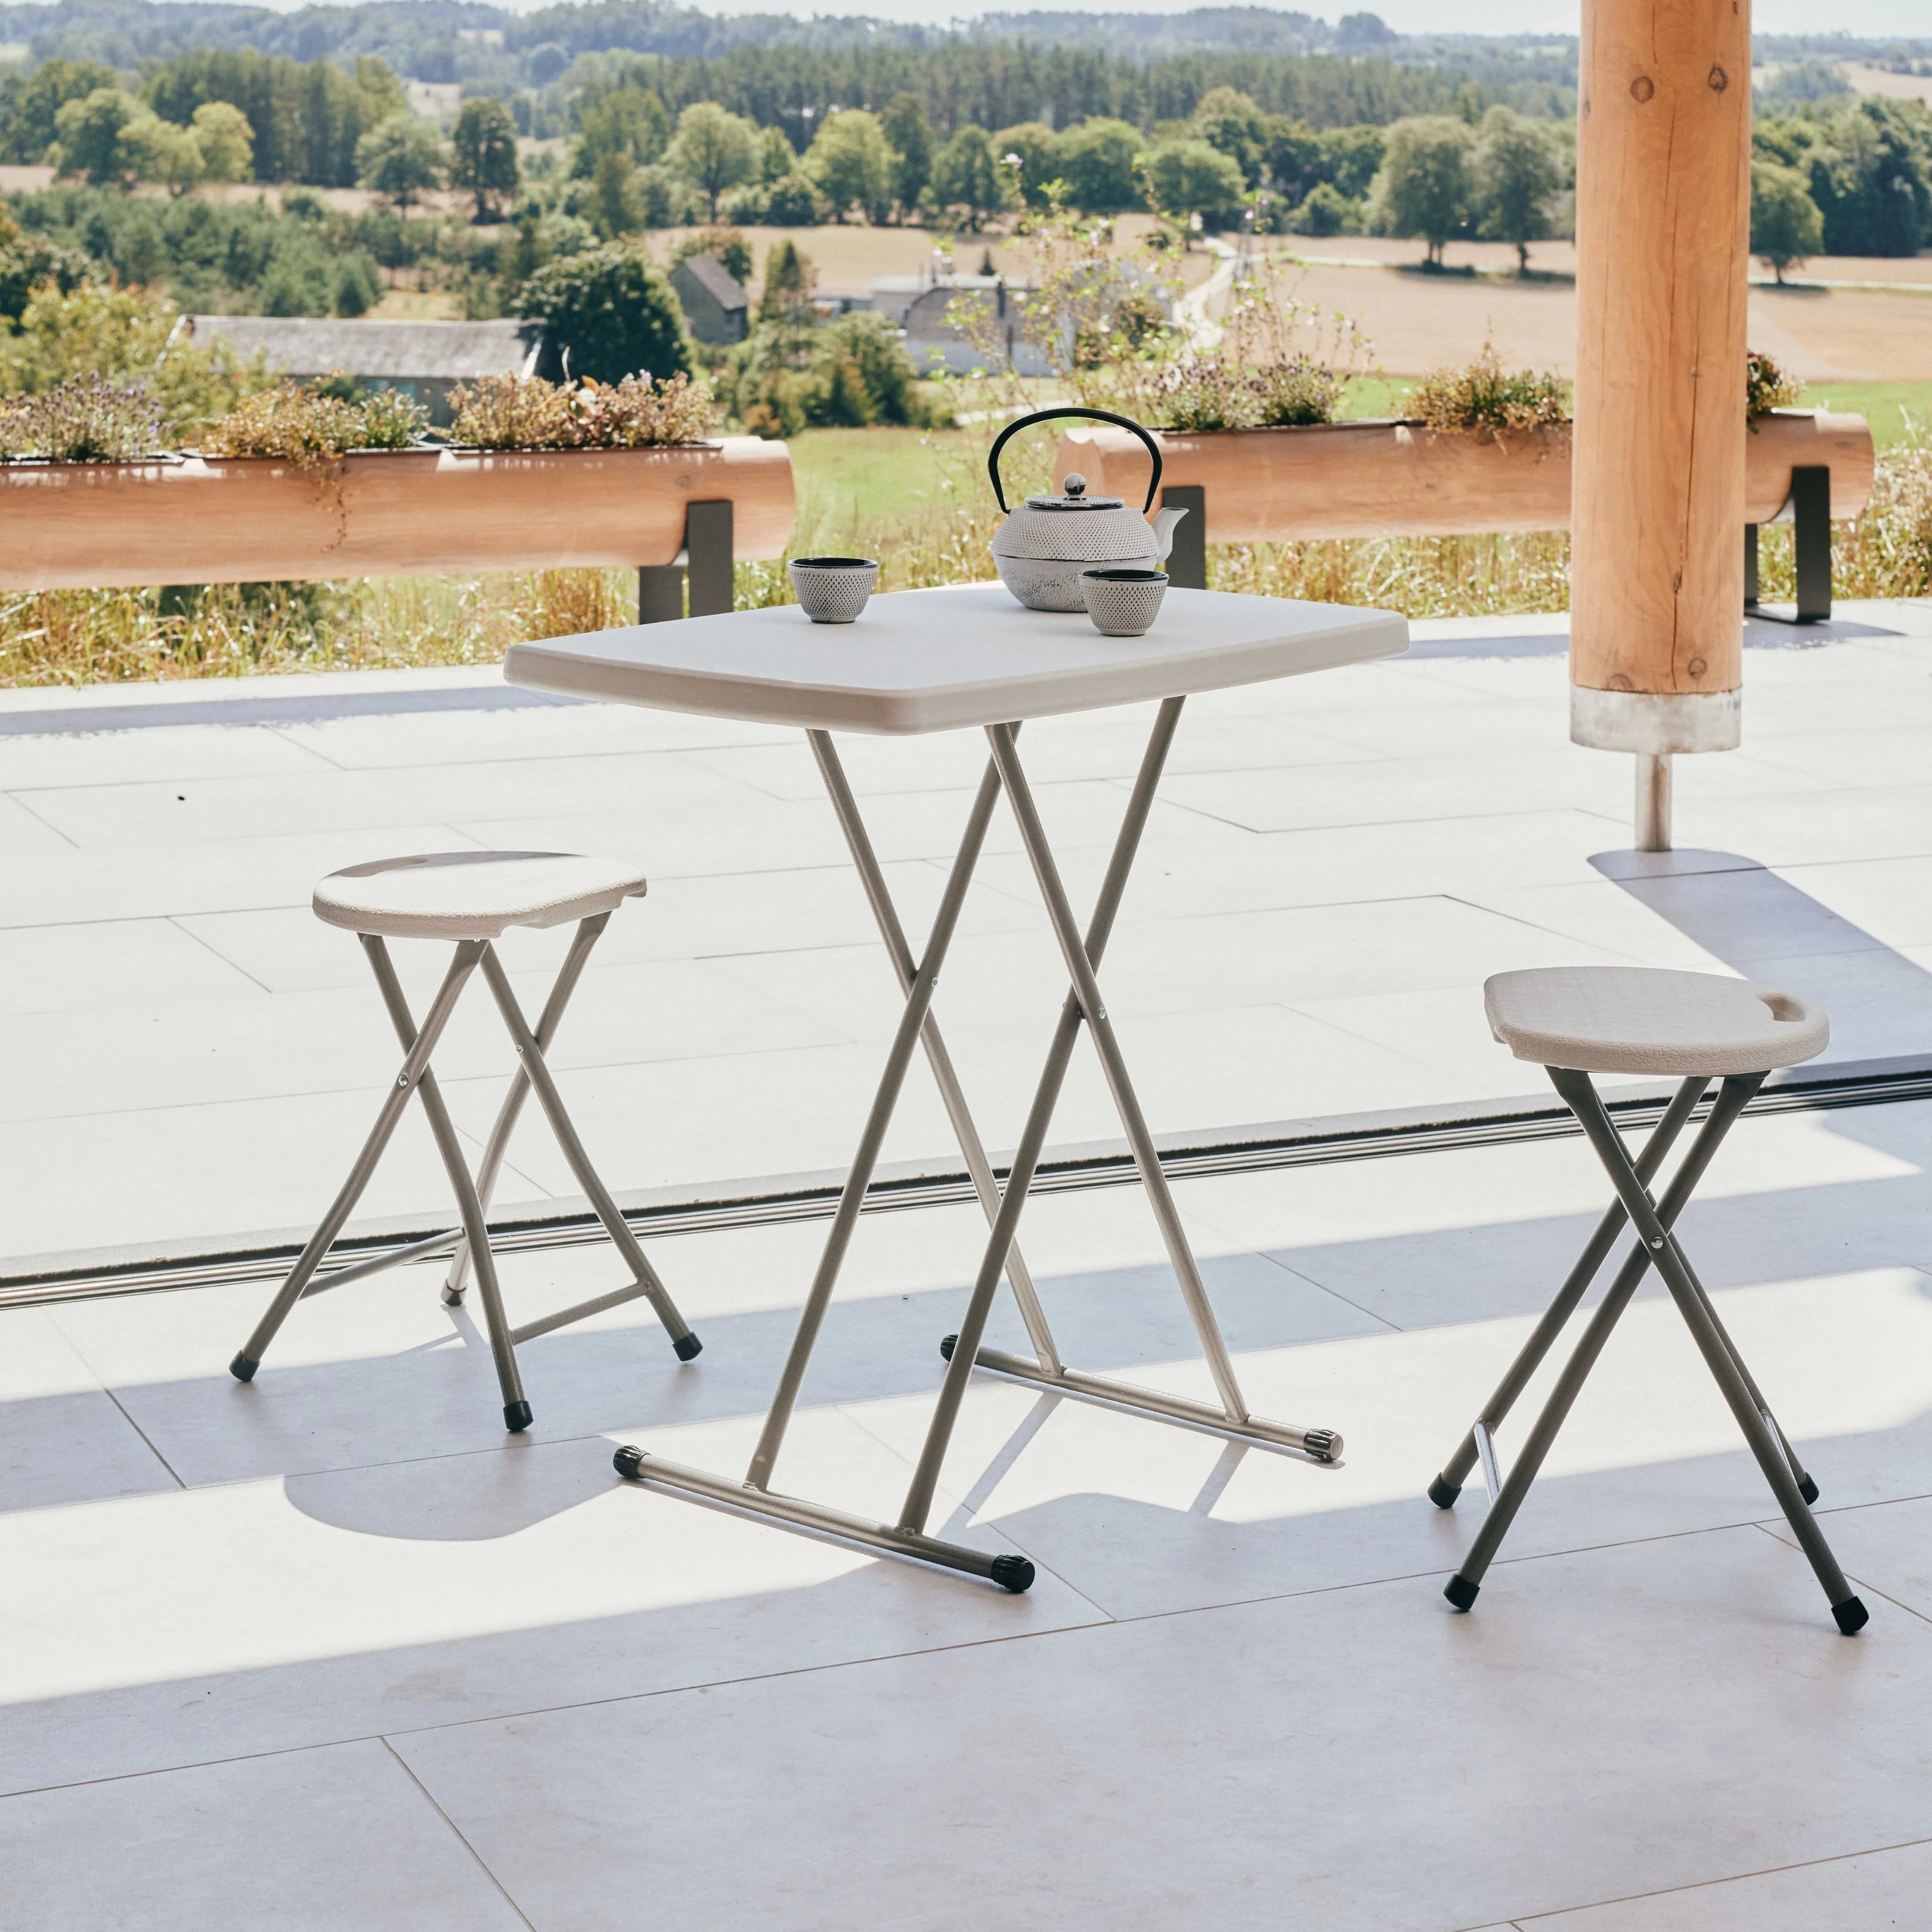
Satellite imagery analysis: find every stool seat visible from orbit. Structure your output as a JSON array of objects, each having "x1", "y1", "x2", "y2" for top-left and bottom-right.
[
  {"x1": 1484, "y1": 966, "x2": 1829, "y2": 1078},
  {"x1": 315, "y1": 852, "x2": 649, "y2": 942}
]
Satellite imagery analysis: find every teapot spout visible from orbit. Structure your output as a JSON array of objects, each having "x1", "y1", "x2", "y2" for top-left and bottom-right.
[{"x1": 1150, "y1": 504, "x2": 1188, "y2": 561}]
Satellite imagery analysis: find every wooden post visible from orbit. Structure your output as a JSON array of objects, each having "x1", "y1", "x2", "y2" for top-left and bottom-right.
[{"x1": 1570, "y1": 0, "x2": 1752, "y2": 849}]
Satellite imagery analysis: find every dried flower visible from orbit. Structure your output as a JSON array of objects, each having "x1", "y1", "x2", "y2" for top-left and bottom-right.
[
  {"x1": 0, "y1": 374, "x2": 166, "y2": 463},
  {"x1": 1747, "y1": 349, "x2": 1805, "y2": 417},
  {"x1": 1410, "y1": 342, "x2": 1570, "y2": 439},
  {"x1": 446, "y1": 372, "x2": 719, "y2": 451}
]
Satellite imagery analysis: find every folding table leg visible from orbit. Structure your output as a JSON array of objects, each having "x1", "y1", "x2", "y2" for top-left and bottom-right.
[
  {"x1": 807, "y1": 730, "x2": 1061, "y2": 1376},
  {"x1": 1428, "y1": 1077, "x2": 1708, "y2": 1508},
  {"x1": 612, "y1": 745, "x2": 1036, "y2": 1589},
  {"x1": 230, "y1": 940, "x2": 485, "y2": 1384},
  {"x1": 361, "y1": 937, "x2": 531, "y2": 1432},
  {"x1": 475, "y1": 944, "x2": 699, "y2": 1357},
  {"x1": 1551, "y1": 1068, "x2": 1863, "y2": 1633},
  {"x1": 896, "y1": 702, "x2": 1340, "y2": 1543}
]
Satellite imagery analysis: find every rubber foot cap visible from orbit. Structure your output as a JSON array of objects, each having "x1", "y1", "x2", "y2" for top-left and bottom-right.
[
  {"x1": 1800, "y1": 1475, "x2": 1820, "y2": 1506},
  {"x1": 989, "y1": 1554, "x2": 1034, "y2": 1593},
  {"x1": 1428, "y1": 1476, "x2": 1462, "y2": 1510},
  {"x1": 503, "y1": 1400, "x2": 533, "y2": 1433},
  {"x1": 612, "y1": 1445, "x2": 647, "y2": 1481},
  {"x1": 673, "y1": 1332, "x2": 702, "y2": 1362},
  {"x1": 1444, "y1": 1575, "x2": 1480, "y2": 1612},
  {"x1": 229, "y1": 1353, "x2": 258, "y2": 1383},
  {"x1": 939, "y1": 1333, "x2": 958, "y2": 1362},
  {"x1": 1834, "y1": 1595, "x2": 1869, "y2": 1636},
  {"x1": 441, "y1": 1286, "x2": 465, "y2": 1306}
]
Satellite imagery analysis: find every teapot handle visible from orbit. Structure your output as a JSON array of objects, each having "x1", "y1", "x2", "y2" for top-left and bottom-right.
[{"x1": 987, "y1": 406, "x2": 1163, "y2": 515}]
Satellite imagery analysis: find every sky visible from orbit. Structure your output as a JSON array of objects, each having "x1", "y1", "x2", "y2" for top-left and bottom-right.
[{"x1": 174, "y1": 0, "x2": 1932, "y2": 38}]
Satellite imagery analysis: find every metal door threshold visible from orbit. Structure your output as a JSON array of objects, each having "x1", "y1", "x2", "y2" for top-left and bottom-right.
[{"x1": 6, "y1": 1054, "x2": 1930, "y2": 1311}]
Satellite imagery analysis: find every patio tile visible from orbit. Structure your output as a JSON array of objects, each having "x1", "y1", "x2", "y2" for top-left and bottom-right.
[
  {"x1": 0, "y1": 1306, "x2": 177, "y2": 1513},
  {"x1": 1518, "y1": 1837, "x2": 1932, "y2": 1927},
  {"x1": 1676, "y1": 783, "x2": 1932, "y2": 870},
  {"x1": 0, "y1": 720, "x2": 335, "y2": 788},
  {"x1": 393, "y1": 1527, "x2": 1932, "y2": 1932},
  {"x1": 1729, "y1": 945, "x2": 1932, "y2": 1064},
  {"x1": 0, "y1": 792, "x2": 76, "y2": 856},
  {"x1": 0, "y1": 918, "x2": 266, "y2": 1017},
  {"x1": 0, "y1": 1089, "x2": 525, "y2": 1260},
  {"x1": 0, "y1": 1413, "x2": 1101, "y2": 1794},
  {"x1": 0, "y1": 1739, "x2": 530, "y2": 1931},
  {"x1": 1759, "y1": 1494, "x2": 1932, "y2": 1624},
  {"x1": 0, "y1": 821, "x2": 487, "y2": 930},
  {"x1": 1781, "y1": 853, "x2": 1932, "y2": 952}
]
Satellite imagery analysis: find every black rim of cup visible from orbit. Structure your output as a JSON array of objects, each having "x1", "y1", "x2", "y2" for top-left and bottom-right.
[
  {"x1": 1081, "y1": 568, "x2": 1167, "y2": 583},
  {"x1": 791, "y1": 557, "x2": 878, "y2": 571}
]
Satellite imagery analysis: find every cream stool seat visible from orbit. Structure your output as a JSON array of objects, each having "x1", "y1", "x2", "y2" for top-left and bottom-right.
[
  {"x1": 314, "y1": 850, "x2": 649, "y2": 942},
  {"x1": 1484, "y1": 965, "x2": 1829, "y2": 1078},
  {"x1": 1431, "y1": 964, "x2": 1865, "y2": 1635},
  {"x1": 231, "y1": 849, "x2": 696, "y2": 1435}
]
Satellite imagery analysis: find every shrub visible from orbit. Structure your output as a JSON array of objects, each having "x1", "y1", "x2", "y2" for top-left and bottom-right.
[
  {"x1": 518, "y1": 243, "x2": 694, "y2": 385},
  {"x1": 1410, "y1": 342, "x2": 1569, "y2": 436},
  {"x1": 0, "y1": 374, "x2": 165, "y2": 462},
  {"x1": 1746, "y1": 348, "x2": 1806, "y2": 416},
  {"x1": 445, "y1": 371, "x2": 719, "y2": 449},
  {"x1": 1289, "y1": 182, "x2": 1360, "y2": 236},
  {"x1": 1256, "y1": 356, "x2": 1342, "y2": 427}
]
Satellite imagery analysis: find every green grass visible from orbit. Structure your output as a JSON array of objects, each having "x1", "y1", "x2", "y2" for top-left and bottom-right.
[
  {"x1": 1336, "y1": 375, "x2": 1416, "y2": 419},
  {"x1": 1793, "y1": 381, "x2": 1932, "y2": 451}
]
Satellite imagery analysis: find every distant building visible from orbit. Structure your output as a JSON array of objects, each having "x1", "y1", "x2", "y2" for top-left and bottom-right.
[
  {"x1": 670, "y1": 255, "x2": 751, "y2": 345},
  {"x1": 897, "y1": 277, "x2": 1051, "y2": 377},
  {"x1": 185, "y1": 316, "x2": 542, "y2": 428}
]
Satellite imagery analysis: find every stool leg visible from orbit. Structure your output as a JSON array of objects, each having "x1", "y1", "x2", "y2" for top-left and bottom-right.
[
  {"x1": 1430, "y1": 1077, "x2": 1707, "y2": 1507},
  {"x1": 1554, "y1": 1069, "x2": 1865, "y2": 1634},
  {"x1": 230, "y1": 940, "x2": 485, "y2": 1383},
  {"x1": 476, "y1": 943, "x2": 699, "y2": 1358},
  {"x1": 443, "y1": 914, "x2": 607, "y2": 1307},
  {"x1": 1444, "y1": 1072, "x2": 1756, "y2": 1608},
  {"x1": 363, "y1": 938, "x2": 532, "y2": 1433}
]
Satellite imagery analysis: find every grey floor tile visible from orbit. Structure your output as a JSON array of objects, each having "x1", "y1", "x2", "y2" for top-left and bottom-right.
[
  {"x1": 0, "y1": 1739, "x2": 529, "y2": 1932},
  {"x1": 395, "y1": 1527, "x2": 1932, "y2": 1932}
]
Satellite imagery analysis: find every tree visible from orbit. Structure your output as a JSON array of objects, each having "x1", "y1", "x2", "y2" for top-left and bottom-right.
[
  {"x1": 930, "y1": 125, "x2": 1015, "y2": 232},
  {"x1": 804, "y1": 109, "x2": 897, "y2": 224},
  {"x1": 674, "y1": 224, "x2": 754, "y2": 283},
  {"x1": 451, "y1": 97, "x2": 519, "y2": 220},
  {"x1": 879, "y1": 92, "x2": 933, "y2": 219},
  {"x1": 1472, "y1": 106, "x2": 1563, "y2": 273},
  {"x1": 664, "y1": 101, "x2": 758, "y2": 221},
  {"x1": 0, "y1": 59, "x2": 117, "y2": 166},
  {"x1": 355, "y1": 114, "x2": 448, "y2": 212},
  {"x1": 1141, "y1": 137, "x2": 1247, "y2": 239},
  {"x1": 755, "y1": 123, "x2": 797, "y2": 185},
  {"x1": 519, "y1": 243, "x2": 694, "y2": 384},
  {"x1": 190, "y1": 101, "x2": 253, "y2": 185},
  {"x1": 1049, "y1": 117, "x2": 1145, "y2": 214},
  {"x1": 51, "y1": 88, "x2": 143, "y2": 185},
  {"x1": 1751, "y1": 159, "x2": 1824, "y2": 283},
  {"x1": 1368, "y1": 115, "x2": 1473, "y2": 267},
  {"x1": 1191, "y1": 86, "x2": 1270, "y2": 188},
  {"x1": 574, "y1": 87, "x2": 668, "y2": 177},
  {"x1": 1318, "y1": 124, "x2": 1386, "y2": 201},
  {"x1": 757, "y1": 236, "x2": 816, "y2": 323},
  {"x1": 126, "y1": 112, "x2": 205, "y2": 196},
  {"x1": 993, "y1": 120, "x2": 1057, "y2": 210},
  {"x1": 761, "y1": 173, "x2": 827, "y2": 225},
  {"x1": 1262, "y1": 117, "x2": 1323, "y2": 204}
]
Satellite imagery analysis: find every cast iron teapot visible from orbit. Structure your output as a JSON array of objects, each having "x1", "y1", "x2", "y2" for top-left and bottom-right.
[{"x1": 987, "y1": 406, "x2": 1187, "y2": 612}]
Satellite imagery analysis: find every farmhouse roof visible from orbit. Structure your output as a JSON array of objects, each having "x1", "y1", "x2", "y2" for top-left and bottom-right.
[
  {"x1": 673, "y1": 255, "x2": 750, "y2": 312},
  {"x1": 184, "y1": 316, "x2": 543, "y2": 382}
]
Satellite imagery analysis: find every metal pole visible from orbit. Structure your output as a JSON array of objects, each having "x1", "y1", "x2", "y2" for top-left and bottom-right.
[
  {"x1": 742, "y1": 750, "x2": 1008, "y2": 1493},
  {"x1": 1636, "y1": 751, "x2": 1672, "y2": 852},
  {"x1": 807, "y1": 730, "x2": 1063, "y2": 1377}
]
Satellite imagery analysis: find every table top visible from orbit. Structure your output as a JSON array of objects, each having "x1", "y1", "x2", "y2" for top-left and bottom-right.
[{"x1": 503, "y1": 581, "x2": 1408, "y2": 735}]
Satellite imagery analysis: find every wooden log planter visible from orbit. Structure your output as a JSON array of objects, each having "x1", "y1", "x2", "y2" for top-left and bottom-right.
[
  {"x1": 1054, "y1": 409, "x2": 1874, "y2": 613},
  {"x1": 0, "y1": 434, "x2": 795, "y2": 620}
]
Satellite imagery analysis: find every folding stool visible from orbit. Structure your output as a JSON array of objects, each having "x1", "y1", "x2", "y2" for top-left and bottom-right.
[
  {"x1": 1430, "y1": 965, "x2": 1866, "y2": 1634},
  {"x1": 228, "y1": 851, "x2": 700, "y2": 1432}
]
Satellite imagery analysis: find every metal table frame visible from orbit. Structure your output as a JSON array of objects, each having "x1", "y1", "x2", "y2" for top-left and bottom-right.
[{"x1": 613, "y1": 693, "x2": 1342, "y2": 1591}]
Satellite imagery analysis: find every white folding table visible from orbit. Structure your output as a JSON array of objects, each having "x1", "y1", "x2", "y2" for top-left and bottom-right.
[{"x1": 504, "y1": 581, "x2": 1408, "y2": 1589}]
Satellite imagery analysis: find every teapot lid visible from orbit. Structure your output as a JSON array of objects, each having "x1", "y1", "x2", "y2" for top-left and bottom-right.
[{"x1": 1023, "y1": 472, "x2": 1124, "y2": 512}]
